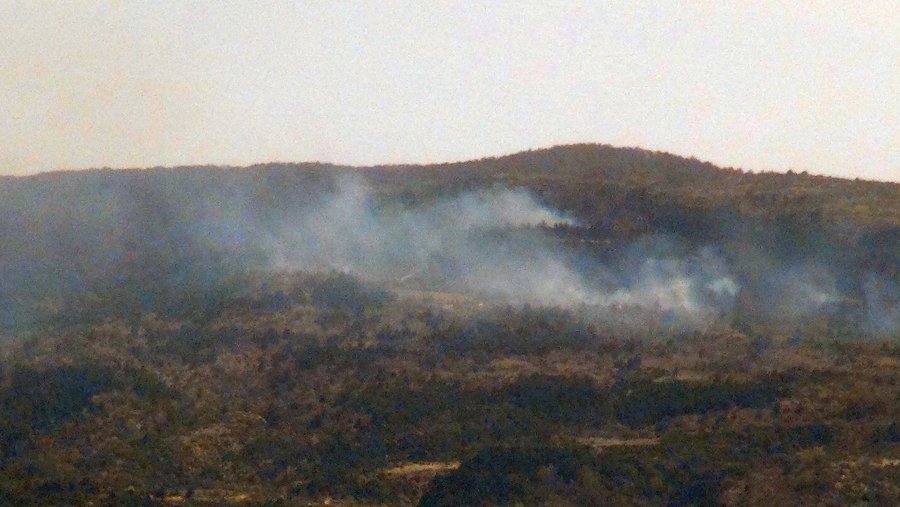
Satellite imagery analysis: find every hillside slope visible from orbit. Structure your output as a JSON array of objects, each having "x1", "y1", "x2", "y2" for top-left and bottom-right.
[
  {"x1": 1, "y1": 145, "x2": 898, "y2": 505},
  {"x1": 1, "y1": 144, "x2": 896, "y2": 337}
]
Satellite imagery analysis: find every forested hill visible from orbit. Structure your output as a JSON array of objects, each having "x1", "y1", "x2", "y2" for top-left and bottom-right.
[
  {"x1": 418, "y1": 144, "x2": 898, "y2": 221},
  {"x1": 0, "y1": 144, "x2": 897, "y2": 337},
  {"x1": 6, "y1": 143, "x2": 898, "y2": 226},
  {"x1": 1, "y1": 144, "x2": 899, "y2": 505}
]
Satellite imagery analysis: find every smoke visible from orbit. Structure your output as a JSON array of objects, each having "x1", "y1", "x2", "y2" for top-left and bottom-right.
[
  {"x1": 261, "y1": 174, "x2": 900, "y2": 337},
  {"x1": 595, "y1": 249, "x2": 740, "y2": 330},
  {"x1": 2, "y1": 168, "x2": 894, "y2": 339},
  {"x1": 264, "y1": 175, "x2": 741, "y2": 332},
  {"x1": 268, "y1": 176, "x2": 577, "y2": 284},
  {"x1": 750, "y1": 264, "x2": 843, "y2": 321},
  {"x1": 862, "y1": 273, "x2": 900, "y2": 336}
]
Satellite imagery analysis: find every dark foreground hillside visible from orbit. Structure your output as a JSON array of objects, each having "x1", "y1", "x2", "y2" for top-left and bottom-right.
[
  {"x1": 0, "y1": 145, "x2": 897, "y2": 504},
  {"x1": 1, "y1": 273, "x2": 898, "y2": 505}
]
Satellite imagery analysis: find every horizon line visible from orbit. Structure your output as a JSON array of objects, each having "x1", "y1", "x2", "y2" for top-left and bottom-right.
[{"x1": 5, "y1": 142, "x2": 899, "y2": 185}]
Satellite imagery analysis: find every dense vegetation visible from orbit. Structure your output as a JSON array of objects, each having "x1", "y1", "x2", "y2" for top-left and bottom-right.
[{"x1": 0, "y1": 145, "x2": 897, "y2": 505}]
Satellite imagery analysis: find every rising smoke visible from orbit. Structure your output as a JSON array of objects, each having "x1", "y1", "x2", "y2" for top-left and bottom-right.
[
  {"x1": 0, "y1": 169, "x2": 895, "y2": 338},
  {"x1": 263, "y1": 175, "x2": 742, "y2": 332}
]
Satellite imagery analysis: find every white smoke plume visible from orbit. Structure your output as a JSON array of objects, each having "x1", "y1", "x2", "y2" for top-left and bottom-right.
[{"x1": 265, "y1": 175, "x2": 741, "y2": 331}]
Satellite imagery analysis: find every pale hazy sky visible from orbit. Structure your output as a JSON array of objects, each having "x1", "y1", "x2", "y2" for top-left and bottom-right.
[{"x1": 1, "y1": 1, "x2": 898, "y2": 180}]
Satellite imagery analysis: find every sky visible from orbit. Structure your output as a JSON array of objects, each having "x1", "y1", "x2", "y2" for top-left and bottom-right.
[{"x1": 1, "y1": 1, "x2": 897, "y2": 181}]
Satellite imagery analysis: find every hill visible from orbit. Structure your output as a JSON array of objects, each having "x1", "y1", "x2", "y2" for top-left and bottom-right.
[
  {"x1": 1, "y1": 144, "x2": 896, "y2": 337},
  {"x1": 0, "y1": 144, "x2": 897, "y2": 504}
]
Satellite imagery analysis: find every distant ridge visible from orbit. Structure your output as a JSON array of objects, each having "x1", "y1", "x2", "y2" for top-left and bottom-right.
[{"x1": 8, "y1": 143, "x2": 898, "y2": 186}]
